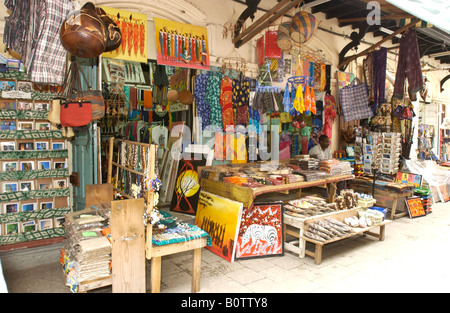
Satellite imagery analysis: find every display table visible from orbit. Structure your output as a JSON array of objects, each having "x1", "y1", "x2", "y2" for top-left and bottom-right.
[
  {"x1": 348, "y1": 183, "x2": 413, "y2": 220},
  {"x1": 284, "y1": 208, "x2": 390, "y2": 264},
  {"x1": 199, "y1": 173, "x2": 354, "y2": 208}
]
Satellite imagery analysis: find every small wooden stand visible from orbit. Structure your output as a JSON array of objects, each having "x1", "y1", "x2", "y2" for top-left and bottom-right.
[
  {"x1": 107, "y1": 139, "x2": 207, "y2": 293},
  {"x1": 284, "y1": 208, "x2": 390, "y2": 264}
]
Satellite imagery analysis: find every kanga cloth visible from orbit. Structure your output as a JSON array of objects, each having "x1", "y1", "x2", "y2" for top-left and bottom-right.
[
  {"x1": 339, "y1": 78, "x2": 373, "y2": 122},
  {"x1": 220, "y1": 76, "x2": 234, "y2": 130},
  {"x1": 205, "y1": 72, "x2": 223, "y2": 131},
  {"x1": 194, "y1": 74, "x2": 210, "y2": 130}
]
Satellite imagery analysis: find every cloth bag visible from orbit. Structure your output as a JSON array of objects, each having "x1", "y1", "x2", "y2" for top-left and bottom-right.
[
  {"x1": 339, "y1": 78, "x2": 373, "y2": 122},
  {"x1": 60, "y1": 62, "x2": 92, "y2": 127}
]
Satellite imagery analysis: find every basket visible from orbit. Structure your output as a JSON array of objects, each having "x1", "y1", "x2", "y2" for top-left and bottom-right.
[
  {"x1": 357, "y1": 198, "x2": 376, "y2": 208},
  {"x1": 358, "y1": 209, "x2": 384, "y2": 225}
]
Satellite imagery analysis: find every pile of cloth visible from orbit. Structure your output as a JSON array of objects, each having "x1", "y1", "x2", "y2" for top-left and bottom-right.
[
  {"x1": 60, "y1": 203, "x2": 112, "y2": 293},
  {"x1": 319, "y1": 159, "x2": 353, "y2": 176},
  {"x1": 290, "y1": 158, "x2": 319, "y2": 170}
]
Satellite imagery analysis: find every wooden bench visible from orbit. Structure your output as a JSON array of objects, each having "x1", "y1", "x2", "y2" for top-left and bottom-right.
[{"x1": 283, "y1": 208, "x2": 390, "y2": 264}]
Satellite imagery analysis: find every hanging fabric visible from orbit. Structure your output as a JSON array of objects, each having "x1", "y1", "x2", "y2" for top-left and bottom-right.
[{"x1": 372, "y1": 47, "x2": 387, "y2": 113}]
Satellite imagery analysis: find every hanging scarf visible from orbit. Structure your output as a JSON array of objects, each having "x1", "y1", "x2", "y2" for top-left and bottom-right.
[
  {"x1": 293, "y1": 84, "x2": 304, "y2": 114},
  {"x1": 304, "y1": 84, "x2": 311, "y2": 116},
  {"x1": 310, "y1": 87, "x2": 316, "y2": 115},
  {"x1": 283, "y1": 83, "x2": 291, "y2": 113}
]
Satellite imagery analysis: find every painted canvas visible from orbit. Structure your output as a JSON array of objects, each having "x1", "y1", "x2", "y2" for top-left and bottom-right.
[
  {"x1": 170, "y1": 158, "x2": 205, "y2": 215},
  {"x1": 100, "y1": 6, "x2": 148, "y2": 62},
  {"x1": 405, "y1": 197, "x2": 426, "y2": 218},
  {"x1": 195, "y1": 191, "x2": 243, "y2": 262},
  {"x1": 395, "y1": 171, "x2": 422, "y2": 188},
  {"x1": 235, "y1": 202, "x2": 284, "y2": 260},
  {"x1": 154, "y1": 17, "x2": 210, "y2": 70}
]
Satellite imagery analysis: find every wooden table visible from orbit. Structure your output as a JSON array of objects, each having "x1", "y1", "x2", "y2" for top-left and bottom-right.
[
  {"x1": 349, "y1": 184, "x2": 413, "y2": 220},
  {"x1": 199, "y1": 173, "x2": 354, "y2": 209},
  {"x1": 284, "y1": 208, "x2": 390, "y2": 264}
]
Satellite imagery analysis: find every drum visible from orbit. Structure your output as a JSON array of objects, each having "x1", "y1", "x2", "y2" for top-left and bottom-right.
[
  {"x1": 277, "y1": 22, "x2": 292, "y2": 51},
  {"x1": 290, "y1": 11, "x2": 318, "y2": 43}
]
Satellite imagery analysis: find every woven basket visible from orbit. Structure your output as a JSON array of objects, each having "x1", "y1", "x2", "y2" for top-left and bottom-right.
[
  {"x1": 358, "y1": 209, "x2": 384, "y2": 225},
  {"x1": 290, "y1": 11, "x2": 318, "y2": 43}
]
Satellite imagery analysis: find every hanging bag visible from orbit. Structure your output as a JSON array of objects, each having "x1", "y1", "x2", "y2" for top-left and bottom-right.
[
  {"x1": 76, "y1": 66, "x2": 105, "y2": 120},
  {"x1": 339, "y1": 77, "x2": 373, "y2": 122},
  {"x1": 60, "y1": 62, "x2": 92, "y2": 127}
]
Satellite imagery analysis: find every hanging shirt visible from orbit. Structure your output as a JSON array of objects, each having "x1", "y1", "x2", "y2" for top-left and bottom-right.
[{"x1": 152, "y1": 125, "x2": 169, "y2": 160}]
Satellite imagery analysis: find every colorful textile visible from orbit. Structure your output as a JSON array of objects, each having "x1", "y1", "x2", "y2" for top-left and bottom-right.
[
  {"x1": 220, "y1": 76, "x2": 234, "y2": 130},
  {"x1": 194, "y1": 74, "x2": 209, "y2": 130},
  {"x1": 232, "y1": 78, "x2": 250, "y2": 108},
  {"x1": 205, "y1": 72, "x2": 223, "y2": 130},
  {"x1": 293, "y1": 85, "x2": 304, "y2": 114},
  {"x1": 323, "y1": 94, "x2": 337, "y2": 140},
  {"x1": 393, "y1": 29, "x2": 424, "y2": 101}
]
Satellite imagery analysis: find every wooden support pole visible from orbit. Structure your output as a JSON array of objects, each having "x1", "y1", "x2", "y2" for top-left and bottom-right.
[{"x1": 338, "y1": 19, "x2": 422, "y2": 70}]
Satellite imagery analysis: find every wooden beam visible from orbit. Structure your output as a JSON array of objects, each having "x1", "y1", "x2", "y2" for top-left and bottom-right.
[
  {"x1": 232, "y1": 0, "x2": 293, "y2": 45},
  {"x1": 338, "y1": 19, "x2": 421, "y2": 70},
  {"x1": 338, "y1": 14, "x2": 415, "y2": 23},
  {"x1": 233, "y1": 0, "x2": 303, "y2": 48}
]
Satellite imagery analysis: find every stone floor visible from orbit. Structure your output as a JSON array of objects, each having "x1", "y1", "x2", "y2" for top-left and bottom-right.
[{"x1": 1, "y1": 202, "x2": 450, "y2": 293}]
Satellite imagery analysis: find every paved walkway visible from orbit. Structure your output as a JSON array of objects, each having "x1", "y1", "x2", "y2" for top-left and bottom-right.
[{"x1": 1, "y1": 202, "x2": 449, "y2": 293}]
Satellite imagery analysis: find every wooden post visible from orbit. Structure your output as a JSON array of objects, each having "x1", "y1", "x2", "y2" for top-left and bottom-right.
[
  {"x1": 107, "y1": 137, "x2": 114, "y2": 184},
  {"x1": 111, "y1": 198, "x2": 146, "y2": 293}
]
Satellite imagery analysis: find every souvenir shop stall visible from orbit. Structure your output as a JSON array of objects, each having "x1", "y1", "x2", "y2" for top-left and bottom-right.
[{"x1": 2, "y1": 0, "x2": 449, "y2": 294}]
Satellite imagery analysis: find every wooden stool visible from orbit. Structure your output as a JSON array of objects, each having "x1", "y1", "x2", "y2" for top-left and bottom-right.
[{"x1": 147, "y1": 228, "x2": 207, "y2": 293}]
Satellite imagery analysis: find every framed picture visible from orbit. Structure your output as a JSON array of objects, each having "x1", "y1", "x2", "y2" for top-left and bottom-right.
[
  {"x1": 4, "y1": 202, "x2": 19, "y2": 214},
  {"x1": 18, "y1": 122, "x2": 33, "y2": 130},
  {"x1": 34, "y1": 102, "x2": 49, "y2": 111},
  {"x1": 38, "y1": 160, "x2": 51, "y2": 170},
  {"x1": 364, "y1": 144, "x2": 372, "y2": 154},
  {"x1": 54, "y1": 161, "x2": 66, "y2": 169},
  {"x1": 17, "y1": 101, "x2": 33, "y2": 111},
  {"x1": 195, "y1": 191, "x2": 243, "y2": 262},
  {"x1": 20, "y1": 161, "x2": 35, "y2": 171},
  {"x1": 0, "y1": 99, "x2": 16, "y2": 110},
  {"x1": 40, "y1": 202, "x2": 53, "y2": 210},
  {"x1": 38, "y1": 219, "x2": 53, "y2": 230},
  {"x1": 22, "y1": 221, "x2": 37, "y2": 233},
  {"x1": 17, "y1": 81, "x2": 33, "y2": 93},
  {"x1": 5, "y1": 223, "x2": 19, "y2": 235},
  {"x1": 235, "y1": 202, "x2": 284, "y2": 260},
  {"x1": 3, "y1": 182, "x2": 18, "y2": 193},
  {"x1": 54, "y1": 179, "x2": 67, "y2": 189},
  {"x1": 36, "y1": 141, "x2": 48, "y2": 151},
  {"x1": 22, "y1": 203, "x2": 36, "y2": 212},
  {"x1": 0, "y1": 121, "x2": 16, "y2": 131},
  {"x1": 2, "y1": 161, "x2": 18, "y2": 172},
  {"x1": 38, "y1": 182, "x2": 52, "y2": 190},
  {"x1": 18, "y1": 142, "x2": 34, "y2": 150},
  {"x1": 0, "y1": 80, "x2": 15, "y2": 91},
  {"x1": 1, "y1": 141, "x2": 15, "y2": 151},
  {"x1": 20, "y1": 181, "x2": 34, "y2": 192},
  {"x1": 52, "y1": 142, "x2": 65, "y2": 150},
  {"x1": 405, "y1": 197, "x2": 426, "y2": 218},
  {"x1": 36, "y1": 122, "x2": 50, "y2": 131}
]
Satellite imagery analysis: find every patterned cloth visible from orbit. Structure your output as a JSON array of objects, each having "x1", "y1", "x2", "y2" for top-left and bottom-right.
[
  {"x1": 220, "y1": 76, "x2": 234, "y2": 130},
  {"x1": 393, "y1": 29, "x2": 424, "y2": 101},
  {"x1": 339, "y1": 78, "x2": 373, "y2": 122},
  {"x1": 372, "y1": 47, "x2": 387, "y2": 113},
  {"x1": 194, "y1": 74, "x2": 209, "y2": 130},
  {"x1": 205, "y1": 72, "x2": 223, "y2": 131},
  {"x1": 26, "y1": 0, "x2": 72, "y2": 85},
  {"x1": 232, "y1": 78, "x2": 250, "y2": 108}
]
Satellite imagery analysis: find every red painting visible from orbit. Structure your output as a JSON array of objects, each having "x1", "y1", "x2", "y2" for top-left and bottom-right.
[{"x1": 235, "y1": 203, "x2": 284, "y2": 259}]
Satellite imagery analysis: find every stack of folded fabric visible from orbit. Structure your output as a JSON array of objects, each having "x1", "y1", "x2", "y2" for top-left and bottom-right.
[
  {"x1": 319, "y1": 159, "x2": 353, "y2": 176},
  {"x1": 61, "y1": 203, "x2": 112, "y2": 293}
]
